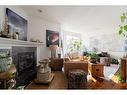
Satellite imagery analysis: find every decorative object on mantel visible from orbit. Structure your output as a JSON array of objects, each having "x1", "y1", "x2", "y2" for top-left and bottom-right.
[
  {"x1": 46, "y1": 30, "x2": 59, "y2": 47},
  {"x1": 0, "y1": 16, "x2": 10, "y2": 38},
  {"x1": 36, "y1": 59, "x2": 53, "y2": 83},
  {"x1": 49, "y1": 45, "x2": 58, "y2": 58},
  {"x1": 30, "y1": 38, "x2": 43, "y2": 43},
  {"x1": 14, "y1": 32, "x2": 19, "y2": 40}
]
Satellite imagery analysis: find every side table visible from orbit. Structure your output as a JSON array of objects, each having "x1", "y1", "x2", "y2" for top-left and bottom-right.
[{"x1": 88, "y1": 63, "x2": 104, "y2": 77}]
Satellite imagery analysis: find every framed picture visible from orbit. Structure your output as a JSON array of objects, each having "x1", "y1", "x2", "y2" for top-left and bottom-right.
[
  {"x1": 6, "y1": 8, "x2": 27, "y2": 41},
  {"x1": 46, "y1": 30, "x2": 59, "y2": 47}
]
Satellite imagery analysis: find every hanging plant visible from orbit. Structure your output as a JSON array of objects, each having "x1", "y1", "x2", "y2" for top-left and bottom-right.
[{"x1": 118, "y1": 13, "x2": 127, "y2": 36}]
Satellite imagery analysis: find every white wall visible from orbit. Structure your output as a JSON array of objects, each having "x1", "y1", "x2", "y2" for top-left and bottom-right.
[
  {"x1": 82, "y1": 33, "x2": 90, "y2": 51},
  {"x1": 28, "y1": 15, "x2": 61, "y2": 59}
]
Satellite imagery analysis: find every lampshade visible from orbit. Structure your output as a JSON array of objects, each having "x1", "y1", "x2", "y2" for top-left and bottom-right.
[
  {"x1": 49, "y1": 45, "x2": 58, "y2": 50},
  {"x1": 49, "y1": 45, "x2": 58, "y2": 58}
]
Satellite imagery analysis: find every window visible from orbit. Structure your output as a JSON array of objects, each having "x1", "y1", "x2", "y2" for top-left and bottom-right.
[
  {"x1": 62, "y1": 31, "x2": 83, "y2": 55},
  {"x1": 66, "y1": 35, "x2": 82, "y2": 53}
]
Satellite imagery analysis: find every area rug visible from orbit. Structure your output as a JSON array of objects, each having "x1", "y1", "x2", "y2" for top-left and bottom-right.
[{"x1": 103, "y1": 64, "x2": 120, "y2": 80}]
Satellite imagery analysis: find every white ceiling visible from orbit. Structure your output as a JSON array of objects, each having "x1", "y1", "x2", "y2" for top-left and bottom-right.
[{"x1": 20, "y1": 6, "x2": 127, "y2": 36}]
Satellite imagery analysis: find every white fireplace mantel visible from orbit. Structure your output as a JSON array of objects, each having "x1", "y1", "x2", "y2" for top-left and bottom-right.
[
  {"x1": 0, "y1": 37, "x2": 44, "y2": 47},
  {"x1": 0, "y1": 37, "x2": 44, "y2": 65}
]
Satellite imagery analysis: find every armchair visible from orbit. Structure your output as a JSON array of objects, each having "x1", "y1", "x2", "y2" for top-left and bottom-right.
[{"x1": 63, "y1": 61, "x2": 88, "y2": 76}]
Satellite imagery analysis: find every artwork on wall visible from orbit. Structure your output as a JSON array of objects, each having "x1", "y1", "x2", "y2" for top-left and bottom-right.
[
  {"x1": 46, "y1": 30, "x2": 59, "y2": 47},
  {"x1": 5, "y1": 8, "x2": 27, "y2": 41}
]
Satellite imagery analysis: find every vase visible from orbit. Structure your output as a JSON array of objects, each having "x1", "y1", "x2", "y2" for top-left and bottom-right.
[
  {"x1": 37, "y1": 59, "x2": 51, "y2": 81},
  {"x1": 90, "y1": 58, "x2": 97, "y2": 63}
]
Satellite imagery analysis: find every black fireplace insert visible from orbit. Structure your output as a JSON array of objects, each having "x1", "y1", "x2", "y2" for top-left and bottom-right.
[{"x1": 12, "y1": 46, "x2": 37, "y2": 87}]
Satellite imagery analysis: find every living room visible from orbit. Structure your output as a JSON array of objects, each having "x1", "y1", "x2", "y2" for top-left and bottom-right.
[{"x1": 0, "y1": 5, "x2": 127, "y2": 91}]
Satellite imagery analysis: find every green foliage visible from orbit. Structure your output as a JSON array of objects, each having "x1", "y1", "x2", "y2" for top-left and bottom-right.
[
  {"x1": 67, "y1": 38, "x2": 83, "y2": 53},
  {"x1": 118, "y1": 13, "x2": 127, "y2": 36},
  {"x1": 116, "y1": 74, "x2": 122, "y2": 81},
  {"x1": 110, "y1": 58, "x2": 119, "y2": 64},
  {"x1": 87, "y1": 52, "x2": 99, "y2": 60},
  {"x1": 0, "y1": 52, "x2": 10, "y2": 59},
  {"x1": 120, "y1": 13, "x2": 126, "y2": 22},
  {"x1": 116, "y1": 74, "x2": 126, "y2": 83}
]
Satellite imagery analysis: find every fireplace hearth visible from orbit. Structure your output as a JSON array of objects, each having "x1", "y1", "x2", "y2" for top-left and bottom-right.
[{"x1": 12, "y1": 46, "x2": 37, "y2": 87}]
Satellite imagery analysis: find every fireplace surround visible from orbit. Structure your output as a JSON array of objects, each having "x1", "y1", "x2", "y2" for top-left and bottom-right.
[{"x1": 12, "y1": 46, "x2": 37, "y2": 87}]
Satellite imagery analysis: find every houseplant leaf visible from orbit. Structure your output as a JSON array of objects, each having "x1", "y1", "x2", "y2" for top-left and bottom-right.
[
  {"x1": 120, "y1": 13, "x2": 126, "y2": 22},
  {"x1": 118, "y1": 30, "x2": 123, "y2": 35},
  {"x1": 124, "y1": 25, "x2": 127, "y2": 31}
]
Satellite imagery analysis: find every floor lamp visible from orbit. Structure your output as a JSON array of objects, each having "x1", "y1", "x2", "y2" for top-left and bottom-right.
[{"x1": 49, "y1": 45, "x2": 58, "y2": 58}]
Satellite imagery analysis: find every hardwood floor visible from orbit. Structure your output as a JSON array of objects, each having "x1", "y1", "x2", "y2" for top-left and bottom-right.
[
  {"x1": 26, "y1": 71, "x2": 127, "y2": 89},
  {"x1": 26, "y1": 71, "x2": 68, "y2": 89},
  {"x1": 87, "y1": 76, "x2": 127, "y2": 89}
]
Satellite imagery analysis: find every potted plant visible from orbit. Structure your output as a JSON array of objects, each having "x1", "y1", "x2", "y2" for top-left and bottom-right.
[{"x1": 88, "y1": 52, "x2": 99, "y2": 63}]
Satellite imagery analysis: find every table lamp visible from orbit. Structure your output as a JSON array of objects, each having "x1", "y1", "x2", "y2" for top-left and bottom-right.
[{"x1": 49, "y1": 45, "x2": 58, "y2": 58}]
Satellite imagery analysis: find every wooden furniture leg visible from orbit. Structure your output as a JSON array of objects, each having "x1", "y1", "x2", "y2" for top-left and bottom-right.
[{"x1": 121, "y1": 58, "x2": 126, "y2": 82}]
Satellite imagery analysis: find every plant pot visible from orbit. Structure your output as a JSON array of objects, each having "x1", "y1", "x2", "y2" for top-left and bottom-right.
[{"x1": 90, "y1": 58, "x2": 97, "y2": 63}]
